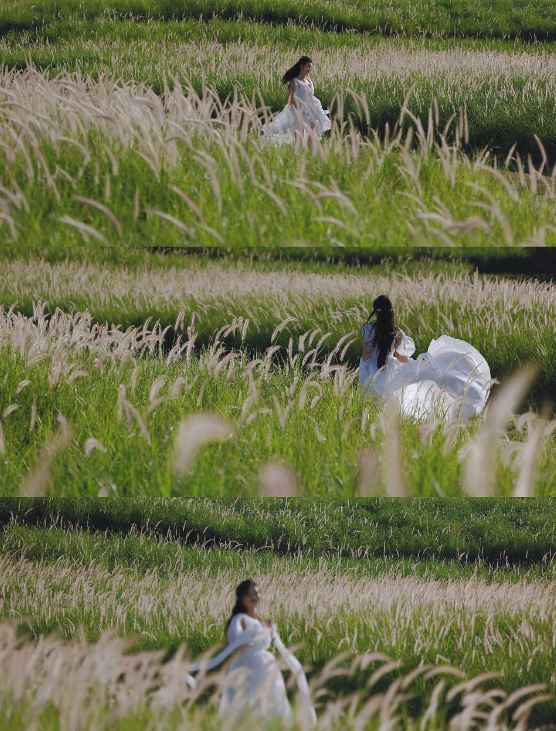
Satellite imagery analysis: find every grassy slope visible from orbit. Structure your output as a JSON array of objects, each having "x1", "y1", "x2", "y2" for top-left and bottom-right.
[
  {"x1": 3, "y1": 12, "x2": 556, "y2": 254},
  {"x1": 2, "y1": 497, "x2": 556, "y2": 563},
  {"x1": 3, "y1": 0, "x2": 556, "y2": 41},
  {"x1": 0, "y1": 257, "x2": 554, "y2": 497}
]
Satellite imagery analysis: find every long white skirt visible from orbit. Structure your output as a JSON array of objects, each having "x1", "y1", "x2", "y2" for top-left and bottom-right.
[
  {"x1": 360, "y1": 335, "x2": 492, "y2": 419},
  {"x1": 262, "y1": 102, "x2": 331, "y2": 145},
  {"x1": 219, "y1": 648, "x2": 293, "y2": 723}
]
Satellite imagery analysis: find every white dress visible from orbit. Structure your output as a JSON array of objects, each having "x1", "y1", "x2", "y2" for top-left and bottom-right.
[
  {"x1": 262, "y1": 77, "x2": 331, "y2": 144},
  {"x1": 359, "y1": 323, "x2": 492, "y2": 419},
  {"x1": 219, "y1": 614, "x2": 292, "y2": 721},
  {"x1": 186, "y1": 614, "x2": 316, "y2": 726}
]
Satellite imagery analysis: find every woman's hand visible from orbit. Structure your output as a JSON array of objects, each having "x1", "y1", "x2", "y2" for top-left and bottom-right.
[{"x1": 362, "y1": 340, "x2": 372, "y2": 362}]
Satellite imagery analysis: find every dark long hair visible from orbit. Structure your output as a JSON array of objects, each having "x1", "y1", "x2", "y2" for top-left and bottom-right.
[
  {"x1": 226, "y1": 579, "x2": 257, "y2": 632},
  {"x1": 282, "y1": 56, "x2": 312, "y2": 84},
  {"x1": 365, "y1": 295, "x2": 399, "y2": 369}
]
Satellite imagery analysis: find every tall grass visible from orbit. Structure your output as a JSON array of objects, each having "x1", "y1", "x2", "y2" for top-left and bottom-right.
[
  {"x1": 1, "y1": 257, "x2": 554, "y2": 394},
  {"x1": 5, "y1": 12, "x2": 556, "y2": 156},
  {"x1": 0, "y1": 305, "x2": 554, "y2": 496},
  {"x1": 1, "y1": 69, "x2": 556, "y2": 255}
]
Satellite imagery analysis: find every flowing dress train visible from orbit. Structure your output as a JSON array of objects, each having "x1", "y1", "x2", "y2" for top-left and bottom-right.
[{"x1": 359, "y1": 323, "x2": 492, "y2": 419}]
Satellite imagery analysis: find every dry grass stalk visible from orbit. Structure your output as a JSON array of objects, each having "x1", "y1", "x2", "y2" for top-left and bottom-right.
[
  {"x1": 259, "y1": 461, "x2": 301, "y2": 497},
  {"x1": 381, "y1": 399, "x2": 408, "y2": 497},
  {"x1": 355, "y1": 448, "x2": 381, "y2": 497},
  {"x1": 173, "y1": 413, "x2": 233, "y2": 478},
  {"x1": 461, "y1": 367, "x2": 537, "y2": 497},
  {"x1": 19, "y1": 414, "x2": 72, "y2": 496}
]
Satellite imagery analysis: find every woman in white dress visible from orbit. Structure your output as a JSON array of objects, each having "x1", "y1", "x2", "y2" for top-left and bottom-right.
[
  {"x1": 262, "y1": 56, "x2": 331, "y2": 144},
  {"x1": 359, "y1": 295, "x2": 492, "y2": 419},
  {"x1": 187, "y1": 580, "x2": 316, "y2": 727}
]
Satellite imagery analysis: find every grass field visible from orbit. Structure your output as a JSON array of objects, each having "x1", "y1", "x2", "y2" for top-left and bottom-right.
[
  {"x1": 0, "y1": 257, "x2": 554, "y2": 497},
  {"x1": 3, "y1": 2, "x2": 556, "y2": 252},
  {"x1": 4, "y1": 1, "x2": 556, "y2": 159},
  {"x1": 4, "y1": 17, "x2": 556, "y2": 158},
  {"x1": 0, "y1": 498, "x2": 554, "y2": 729}
]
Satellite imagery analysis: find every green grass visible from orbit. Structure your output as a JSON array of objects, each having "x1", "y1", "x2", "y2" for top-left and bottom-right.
[
  {"x1": 4, "y1": 14, "x2": 556, "y2": 254},
  {"x1": 4, "y1": 4, "x2": 556, "y2": 259},
  {"x1": 0, "y1": 343, "x2": 554, "y2": 497},
  {"x1": 3, "y1": 497, "x2": 556, "y2": 565},
  {"x1": 3, "y1": 0, "x2": 556, "y2": 41},
  {"x1": 2, "y1": 121, "x2": 555, "y2": 255},
  {"x1": 0, "y1": 348, "x2": 452, "y2": 496},
  {"x1": 4, "y1": 7, "x2": 556, "y2": 160}
]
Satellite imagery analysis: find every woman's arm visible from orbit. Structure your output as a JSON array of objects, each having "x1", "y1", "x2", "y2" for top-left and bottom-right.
[
  {"x1": 287, "y1": 79, "x2": 298, "y2": 107},
  {"x1": 393, "y1": 332, "x2": 409, "y2": 363},
  {"x1": 362, "y1": 339, "x2": 372, "y2": 362},
  {"x1": 187, "y1": 617, "x2": 260, "y2": 673},
  {"x1": 227, "y1": 614, "x2": 247, "y2": 643}
]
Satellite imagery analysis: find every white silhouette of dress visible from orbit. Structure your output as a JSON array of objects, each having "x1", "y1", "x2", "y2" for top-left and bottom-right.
[
  {"x1": 186, "y1": 613, "x2": 316, "y2": 727},
  {"x1": 263, "y1": 76, "x2": 331, "y2": 143},
  {"x1": 359, "y1": 323, "x2": 492, "y2": 419}
]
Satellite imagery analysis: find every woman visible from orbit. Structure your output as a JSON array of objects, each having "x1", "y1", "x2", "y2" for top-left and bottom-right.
[
  {"x1": 360, "y1": 295, "x2": 492, "y2": 419},
  {"x1": 262, "y1": 56, "x2": 331, "y2": 144},
  {"x1": 187, "y1": 580, "x2": 316, "y2": 726}
]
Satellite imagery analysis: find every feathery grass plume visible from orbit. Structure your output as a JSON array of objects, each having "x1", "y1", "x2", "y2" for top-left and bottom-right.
[
  {"x1": 173, "y1": 413, "x2": 233, "y2": 478},
  {"x1": 84, "y1": 437, "x2": 107, "y2": 456},
  {"x1": 19, "y1": 414, "x2": 72, "y2": 497},
  {"x1": 258, "y1": 461, "x2": 300, "y2": 497},
  {"x1": 381, "y1": 398, "x2": 408, "y2": 497},
  {"x1": 58, "y1": 215, "x2": 109, "y2": 245},
  {"x1": 355, "y1": 448, "x2": 380, "y2": 496},
  {"x1": 73, "y1": 195, "x2": 123, "y2": 236},
  {"x1": 0, "y1": 615, "x2": 550, "y2": 730},
  {"x1": 461, "y1": 366, "x2": 537, "y2": 497},
  {"x1": 2, "y1": 404, "x2": 19, "y2": 419},
  {"x1": 97, "y1": 480, "x2": 118, "y2": 497},
  {"x1": 513, "y1": 411, "x2": 549, "y2": 498}
]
